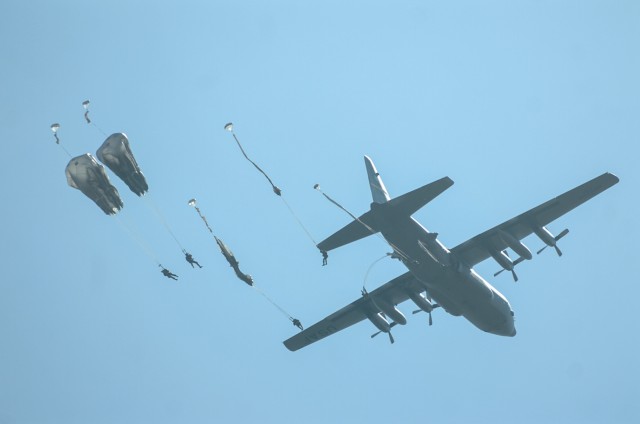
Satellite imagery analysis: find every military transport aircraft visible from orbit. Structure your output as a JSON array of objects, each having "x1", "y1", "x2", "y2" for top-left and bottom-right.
[{"x1": 284, "y1": 156, "x2": 618, "y2": 351}]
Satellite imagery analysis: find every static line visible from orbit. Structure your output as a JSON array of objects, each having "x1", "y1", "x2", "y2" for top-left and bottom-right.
[
  {"x1": 251, "y1": 284, "x2": 292, "y2": 319},
  {"x1": 313, "y1": 184, "x2": 415, "y2": 264},
  {"x1": 91, "y1": 122, "x2": 108, "y2": 137},
  {"x1": 226, "y1": 125, "x2": 282, "y2": 196},
  {"x1": 144, "y1": 194, "x2": 185, "y2": 251},
  {"x1": 362, "y1": 254, "x2": 390, "y2": 291},
  {"x1": 57, "y1": 143, "x2": 73, "y2": 158},
  {"x1": 280, "y1": 196, "x2": 318, "y2": 247},
  {"x1": 113, "y1": 213, "x2": 161, "y2": 265}
]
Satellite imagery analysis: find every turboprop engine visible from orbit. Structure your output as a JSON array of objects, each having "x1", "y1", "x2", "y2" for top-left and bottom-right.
[
  {"x1": 408, "y1": 291, "x2": 435, "y2": 313},
  {"x1": 498, "y1": 229, "x2": 532, "y2": 260},
  {"x1": 366, "y1": 311, "x2": 391, "y2": 333},
  {"x1": 408, "y1": 290, "x2": 439, "y2": 325},
  {"x1": 376, "y1": 301, "x2": 407, "y2": 325},
  {"x1": 490, "y1": 250, "x2": 521, "y2": 282},
  {"x1": 534, "y1": 226, "x2": 569, "y2": 257}
]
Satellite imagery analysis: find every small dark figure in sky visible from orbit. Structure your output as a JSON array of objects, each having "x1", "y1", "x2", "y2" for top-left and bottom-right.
[
  {"x1": 184, "y1": 252, "x2": 202, "y2": 268},
  {"x1": 160, "y1": 266, "x2": 178, "y2": 280},
  {"x1": 292, "y1": 318, "x2": 304, "y2": 331},
  {"x1": 321, "y1": 250, "x2": 328, "y2": 266}
]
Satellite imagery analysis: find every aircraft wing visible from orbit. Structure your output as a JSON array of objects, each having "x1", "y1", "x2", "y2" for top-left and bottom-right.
[
  {"x1": 450, "y1": 172, "x2": 619, "y2": 267},
  {"x1": 283, "y1": 272, "x2": 422, "y2": 351}
]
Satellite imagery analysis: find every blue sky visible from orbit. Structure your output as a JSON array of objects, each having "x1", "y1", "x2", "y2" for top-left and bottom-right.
[{"x1": 1, "y1": 1, "x2": 638, "y2": 423}]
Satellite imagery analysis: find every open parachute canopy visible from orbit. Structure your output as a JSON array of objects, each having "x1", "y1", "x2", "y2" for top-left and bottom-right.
[
  {"x1": 96, "y1": 133, "x2": 148, "y2": 196},
  {"x1": 65, "y1": 153, "x2": 123, "y2": 215}
]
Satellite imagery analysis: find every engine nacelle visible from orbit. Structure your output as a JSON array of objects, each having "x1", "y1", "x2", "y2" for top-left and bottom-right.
[
  {"x1": 490, "y1": 249, "x2": 513, "y2": 271},
  {"x1": 498, "y1": 230, "x2": 532, "y2": 260},
  {"x1": 408, "y1": 291, "x2": 435, "y2": 313},
  {"x1": 377, "y1": 301, "x2": 407, "y2": 325},
  {"x1": 365, "y1": 311, "x2": 391, "y2": 333},
  {"x1": 533, "y1": 225, "x2": 556, "y2": 247}
]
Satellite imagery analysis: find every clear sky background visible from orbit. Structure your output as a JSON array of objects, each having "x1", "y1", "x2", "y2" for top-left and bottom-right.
[{"x1": 1, "y1": 1, "x2": 638, "y2": 423}]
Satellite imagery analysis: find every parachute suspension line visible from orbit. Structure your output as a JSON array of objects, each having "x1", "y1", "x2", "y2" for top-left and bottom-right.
[
  {"x1": 113, "y1": 213, "x2": 162, "y2": 266},
  {"x1": 224, "y1": 123, "x2": 282, "y2": 196},
  {"x1": 313, "y1": 184, "x2": 415, "y2": 264},
  {"x1": 143, "y1": 194, "x2": 185, "y2": 251},
  {"x1": 223, "y1": 123, "x2": 320, "y2": 261},
  {"x1": 91, "y1": 122, "x2": 108, "y2": 137},
  {"x1": 188, "y1": 199, "x2": 302, "y2": 329},
  {"x1": 251, "y1": 284, "x2": 292, "y2": 319},
  {"x1": 252, "y1": 284, "x2": 303, "y2": 329},
  {"x1": 363, "y1": 254, "x2": 390, "y2": 291},
  {"x1": 57, "y1": 144, "x2": 73, "y2": 158},
  {"x1": 280, "y1": 196, "x2": 318, "y2": 247}
]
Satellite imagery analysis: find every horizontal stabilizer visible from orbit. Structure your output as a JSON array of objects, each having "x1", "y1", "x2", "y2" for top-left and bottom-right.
[
  {"x1": 388, "y1": 176, "x2": 454, "y2": 217},
  {"x1": 317, "y1": 210, "x2": 378, "y2": 252}
]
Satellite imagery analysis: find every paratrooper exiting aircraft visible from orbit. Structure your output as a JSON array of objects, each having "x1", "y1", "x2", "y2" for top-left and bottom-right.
[{"x1": 284, "y1": 156, "x2": 618, "y2": 351}]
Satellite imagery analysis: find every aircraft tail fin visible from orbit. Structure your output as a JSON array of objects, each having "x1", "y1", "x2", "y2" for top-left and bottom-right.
[
  {"x1": 365, "y1": 155, "x2": 391, "y2": 204},
  {"x1": 317, "y1": 156, "x2": 453, "y2": 252}
]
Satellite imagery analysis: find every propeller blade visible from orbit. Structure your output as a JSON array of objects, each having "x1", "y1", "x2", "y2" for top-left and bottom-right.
[
  {"x1": 556, "y1": 229, "x2": 569, "y2": 240},
  {"x1": 494, "y1": 268, "x2": 505, "y2": 277},
  {"x1": 371, "y1": 322, "x2": 397, "y2": 339},
  {"x1": 511, "y1": 269, "x2": 518, "y2": 282},
  {"x1": 388, "y1": 332, "x2": 395, "y2": 344},
  {"x1": 428, "y1": 312, "x2": 433, "y2": 326},
  {"x1": 554, "y1": 245, "x2": 563, "y2": 257},
  {"x1": 412, "y1": 309, "x2": 421, "y2": 315},
  {"x1": 537, "y1": 245, "x2": 547, "y2": 255}
]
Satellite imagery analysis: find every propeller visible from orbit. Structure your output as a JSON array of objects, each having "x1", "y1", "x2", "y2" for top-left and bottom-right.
[
  {"x1": 412, "y1": 304, "x2": 440, "y2": 326},
  {"x1": 371, "y1": 321, "x2": 397, "y2": 344},
  {"x1": 493, "y1": 251, "x2": 524, "y2": 282},
  {"x1": 537, "y1": 228, "x2": 569, "y2": 257},
  {"x1": 363, "y1": 287, "x2": 396, "y2": 344}
]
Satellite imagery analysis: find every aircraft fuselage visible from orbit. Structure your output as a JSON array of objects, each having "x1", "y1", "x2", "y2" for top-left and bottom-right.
[{"x1": 372, "y1": 202, "x2": 516, "y2": 337}]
